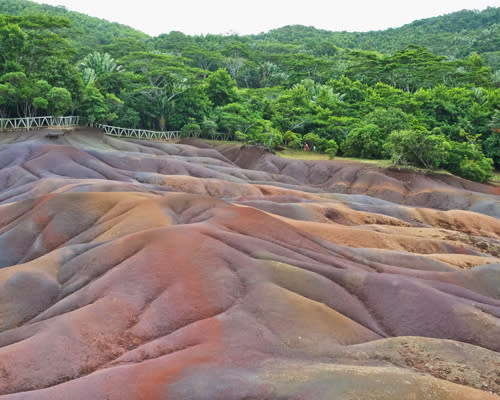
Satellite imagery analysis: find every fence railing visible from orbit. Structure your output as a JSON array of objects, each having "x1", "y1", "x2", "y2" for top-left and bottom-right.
[
  {"x1": 0, "y1": 116, "x2": 232, "y2": 141},
  {"x1": 0, "y1": 116, "x2": 80, "y2": 131},
  {"x1": 97, "y1": 124, "x2": 181, "y2": 140},
  {"x1": 0, "y1": 116, "x2": 183, "y2": 140}
]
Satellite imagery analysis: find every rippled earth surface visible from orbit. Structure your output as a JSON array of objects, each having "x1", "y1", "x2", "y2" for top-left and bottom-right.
[{"x1": 0, "y1": 129, "x2": 499, "y2": 399}]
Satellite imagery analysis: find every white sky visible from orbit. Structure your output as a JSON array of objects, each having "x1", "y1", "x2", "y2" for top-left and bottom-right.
[{"x1": 32, "y1": 0, "x2": 500, "y2": 36}]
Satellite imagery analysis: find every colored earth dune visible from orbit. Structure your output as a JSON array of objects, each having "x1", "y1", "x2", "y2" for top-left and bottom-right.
[{"x1": 0, "y1": 129, "x2": 499, "y2": 399}]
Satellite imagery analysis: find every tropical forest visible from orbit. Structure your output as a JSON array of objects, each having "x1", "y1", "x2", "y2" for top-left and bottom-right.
[{"x1": 1, "y1": 0, "x2": 500, "y2": 184}]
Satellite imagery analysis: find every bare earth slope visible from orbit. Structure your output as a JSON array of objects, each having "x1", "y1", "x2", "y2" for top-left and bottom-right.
[{"x1": 0, "y1": 129, "x2": 499, "y2": 399}]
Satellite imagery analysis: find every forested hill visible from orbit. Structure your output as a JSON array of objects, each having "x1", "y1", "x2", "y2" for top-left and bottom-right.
[
  {"x1": 2, "y1": 0, "x2": 500, "y2": 183},
  {"x1": 260, "y1": 7, "x2": 500, "y2": 60},
  {"x1": 1, "y1": 0, "x2": 500, "y2": 62},
  {"x1": 0, "y1": 0, "x2": 149, "y2": 58}
]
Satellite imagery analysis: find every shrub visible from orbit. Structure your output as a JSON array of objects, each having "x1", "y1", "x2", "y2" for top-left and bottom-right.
[
  {"x1": 47, "y1": 87, "x2": 72, "y2": 117},
  {"x1": 235, "y1": 130, "x2": 248, "y2": 142},
  {"x1": 442, "y1": 141, "x2": 493, "y2": 183},
  {"x1": 341, "y1": 124, "x2": 385, "y2": 159},
  {"x1": 384, "y1": 129, "x2": 451, "y2": 169},
  {"x1": 283, "y1": 130, "x2": 299, "y2": 146},
  {"x1": 385, "y1": 129, "x2": 493, "y2": 182},
  {"x1": 325, "y1": 139, "x2": 339, "y2": 159},
  {"x1": 483, "y1": 131, "x2": 500, "y2": 167},
  {"x1": 200, "y1": 119, "x2": 217, "y2": 137},
  {"x1": 181, "y1": 122, "x2": 201, "y2": 137},
  {"x1": 288, "y1": 136, "x2": 303, "y2": 149}
]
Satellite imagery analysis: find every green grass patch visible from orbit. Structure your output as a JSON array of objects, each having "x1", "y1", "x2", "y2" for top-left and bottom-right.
[
  {"x1": 277, "y1": 149, "x2": 330, "y2": 160},
  {"x1": 336, "y1": 156, "x2": 393, "y2": 167},
  {"x1": 277, "y1": 148, "x2": 392, "y2": 167}
]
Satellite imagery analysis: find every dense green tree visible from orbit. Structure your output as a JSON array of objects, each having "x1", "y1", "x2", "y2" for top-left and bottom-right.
[
  {"x1": 216, "y1": 102, "x2": 254, "y2": 138},
  {"x1": 205, "y1": 68, "x2": 239, "y2": 106},
  {"x1": 482, "y1": 110, "x2": 500, "y2": 166},
  {"x1": 165, "y1": 85, "x2": 211, "y2": 130},
  {"x1": 0, "y1": 72, "x2": 52, "y2": 117},
  {"x1": 47, "y1": 86, "x2": 72, "y2": 116},
  {"x1": 15, "y1": 14, "x2": 73, "y2": 75},
  {"x1": 384, "y1": 129, "x2": 451, "y2": 169},
  {"x1": 0, "y1": 16, "x2": 25, "y2": 73},
  {"x1": 78, "y1": 82, "x2": 111, "y2": 124},
  {"x1": 271, "y1": 84, "x2": 316, "y2": 133},
  {"x1": 121, "y1": 52, "x2": 197, "y2": 130},
  {"x1": 35, "y1": 57, "x2": 83, "y2": 103},
  {"x1": 363, "y1": 108, "x2": 413, "y2": 135},
  {"x1": 341, "y1": 124, "x2": 386, "y2": 159},
  {"x1": 0, "y1": 81, "x2": 15, "y2": 117},
  {"x1": 442, "y1": 141, "x2": 493, "y2": 182}
]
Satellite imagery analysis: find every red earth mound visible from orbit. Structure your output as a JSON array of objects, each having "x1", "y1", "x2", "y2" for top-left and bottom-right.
[{"x1": 0, "y1": 131, "x2": 499, "y2": 399}]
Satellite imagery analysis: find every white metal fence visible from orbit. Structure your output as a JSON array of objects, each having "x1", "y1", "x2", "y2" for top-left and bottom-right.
[
  {"x1": 98, "y1": 124, "x2": 181, "y2": 140},
  {"x1": 0, "y1": 116, "x2": 227, "y2": 141},
  {"x1": 0, "y1": 116, "x2": 183, "y2": 140},
  {"x1": 0, "y1": 116, "x2": 80, "y2": 131}
]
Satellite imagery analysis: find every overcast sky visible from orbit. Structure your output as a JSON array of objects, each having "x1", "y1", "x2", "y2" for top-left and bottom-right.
[{"x1": 32, "y1": 0, "x2": 500, "y2": 36}]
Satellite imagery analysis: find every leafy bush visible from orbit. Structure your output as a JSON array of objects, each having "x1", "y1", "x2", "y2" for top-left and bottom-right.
[
  {"x1": 235, "y1": 130, "x2": 247, "y2": 142},
  {"x1": 115, "y1": 106, "x2": 140, "y2": 128},
  {"x1": 288, "y1": 135, "x2": 303, "y2": 149},
  {"x1": 326, "y1": 139, "x2": 338, "y2": 159},
  {"x1": 341, "y1": 124, "x2": 385, "y2": 158},
  {"x1": 181, "y1": 122, "x2": 201, "y2": 137},
  {"x1": 483, "y1": 130, "x2": 500, "y2": 167},
  {"x1": 47, "y1": 87, "x2": 72, "y2": 116},
  {"x1": 201, "y1": 119, "x2": 217, "y2": 137},
  {"x1": 384, "y1": 129, "x2": 451, "y2": 169},
  {"x1": 363, "y1": 107, "x2": 412, "y2": 135},
  {"x1": 442, "y1": 141, "x2": 493, "y2": 182},
  {"x1": 385, "y1": 129, "x2": 493, "y2": 182},
  {"x1": 248, "y1": 130, "x2": 283, "y2": 149},
  {"x1": 283, "y1": 130, "x2": 299, "y2": 146}
]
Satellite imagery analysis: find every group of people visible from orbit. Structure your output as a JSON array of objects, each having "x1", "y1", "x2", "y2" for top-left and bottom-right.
[{"x1": 303, "y1": 143, "x2": 316, "y2": 152}]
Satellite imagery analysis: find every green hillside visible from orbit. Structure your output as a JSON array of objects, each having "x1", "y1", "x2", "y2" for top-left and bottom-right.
[
  {"x1": 259, "y1": 7, "x2": 500, "y2": 58},
  {"x1": 0, "y1": 0, "x2": 149, "y2": 58}
]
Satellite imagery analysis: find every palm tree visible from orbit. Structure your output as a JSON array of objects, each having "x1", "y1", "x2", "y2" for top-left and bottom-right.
[{"x1": 78, "y1": 52, "x2": 123, "y2": 85}]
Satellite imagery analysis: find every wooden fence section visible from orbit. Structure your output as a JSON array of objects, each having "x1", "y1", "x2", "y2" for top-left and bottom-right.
[
  {"x1": 0, "y1": 116, "x2": 80, "y2": 131},
  {"x1": 98, "y1": 124, "x2": 181, "y2": 140}
]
